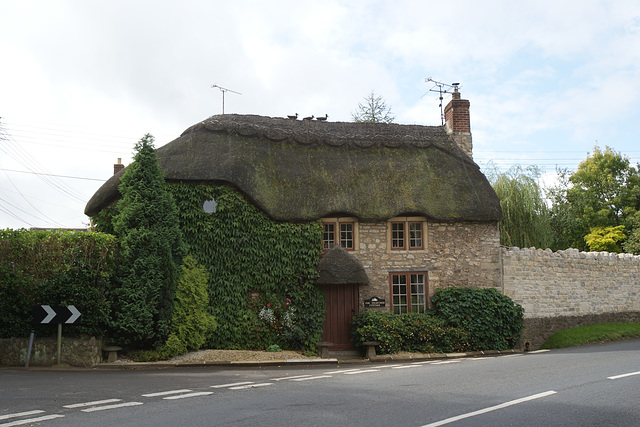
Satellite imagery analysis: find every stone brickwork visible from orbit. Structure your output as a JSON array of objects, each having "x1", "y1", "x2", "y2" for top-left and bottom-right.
[
  {"x1": 502, "y1": 247, "x2": 640, "y2": 349},
  {"x1": 0, "y1": 335, "x2": 103, "y2": 367},
  {"x1": 355, "y1": 220, "x2": 501, "y2": 308}
]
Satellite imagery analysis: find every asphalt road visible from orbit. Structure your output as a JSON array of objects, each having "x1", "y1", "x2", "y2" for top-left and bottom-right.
[{"x1": 1, "y1": 339, "x2": 639, "y2": 426}]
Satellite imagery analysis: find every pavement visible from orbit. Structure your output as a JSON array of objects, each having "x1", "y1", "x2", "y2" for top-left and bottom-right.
[{"x1": 91, "y1": 348, "x2": 522, "y2": 370}]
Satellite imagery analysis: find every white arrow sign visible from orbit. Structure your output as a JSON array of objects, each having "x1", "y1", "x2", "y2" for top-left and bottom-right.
[
  {"x1": 66, "y1": 305, "x2": 81, "y2": 324},
  {"x1": 41, "y1": 305, "x2": 56, "y2": 323}
]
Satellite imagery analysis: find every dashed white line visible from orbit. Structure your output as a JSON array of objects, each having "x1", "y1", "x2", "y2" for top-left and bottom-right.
[
  {"x1": 163, "y1": 392, "x2": 213, "y2": 400},
  {"x1": 344, "y1": 369, "x2": 380, "y2": 375},
  {"x1": 290, "y1": 375, "x2": 332, "y2": 382},
  {"x1": 411, "y1": 361, "x2": 438, "y2": 365},
  {"x1": 0, "y1": 411, "x2": 45, "y2": 421},
  {"x1": 392, "y1": 364, "x2": 421, "y2": 369},
  {"x1": 608, "y1": 371, "x2": 640, "y2": 380},
  {"x1": 63, "y1": 399, "x2": 122, "y2": 408},
  {"x1": 81, "y1": 402, "x2": 143, "y2": 413},
  {"x1": 527, "y1": 349, "x2": 550, "y2": 354},
  {"x1": 228, "y1": 383, "x2": 273, "y2": 390},
  {"x1": 431, "y1": 360, "x2": 461, "y2": 365},
  {"x1": 211, "y1": 381, "x2": 254, "y2": 388},
  {"x1": 271, "y1": 374, "x2": 313, "y2": 381},
  {"x1": 324, "y1": 368, "x2": 365, "y2": 374},
  {"x1": 0, "y1": 414, "x2": 65, "y2": 427},
  {"x1": 421, "y1": 391, "x2": 557, "y2": 427},
  {"x1": 142, "y1": 389, "x2": 193, "y2": 397}
]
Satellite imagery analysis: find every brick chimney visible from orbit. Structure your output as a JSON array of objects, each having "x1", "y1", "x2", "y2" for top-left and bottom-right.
[
  {"x1": 444, "y1": 86, "x2": 472, "y2": 158},
  {"x1": 114, "y1": 158, "x2": 124, "y2": 175}
]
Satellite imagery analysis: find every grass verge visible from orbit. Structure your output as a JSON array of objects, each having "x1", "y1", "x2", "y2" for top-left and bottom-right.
[{"x1": 540, "y1": 322, "x2": 640, "y2": 349}]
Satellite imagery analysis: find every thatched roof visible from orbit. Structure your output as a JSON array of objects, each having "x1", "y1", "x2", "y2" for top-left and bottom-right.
[{"x1": 85, "y1": 114, "x2": 502, "y2": 222}]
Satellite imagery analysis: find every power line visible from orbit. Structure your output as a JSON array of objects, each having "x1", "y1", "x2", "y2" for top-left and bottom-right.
[{"x1": 0, "y1": 168, "x2": 106, "y2": 181}]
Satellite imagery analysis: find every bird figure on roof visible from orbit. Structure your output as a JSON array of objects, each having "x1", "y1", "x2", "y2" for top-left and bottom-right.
[
  {"x1": 316, "y1": 114, "x2": 328, "y2": 121},
  {"x1": 303, "y1": 115, "x2": 314, "y2": 121},
  {"x1": 287, "y1": 113, "x2": 298, "y2": 120}
]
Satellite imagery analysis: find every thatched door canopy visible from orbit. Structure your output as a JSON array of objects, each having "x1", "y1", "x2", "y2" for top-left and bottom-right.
[
  {"x1": 85, "y1": 114, "x2": 502, "y2": 222},
  {"x1": 316, "y1": 247, "x2": 369, "y2": 286}
]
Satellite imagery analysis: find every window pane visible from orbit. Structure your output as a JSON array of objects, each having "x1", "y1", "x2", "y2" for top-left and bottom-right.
[
  {"x1": 409, "y1": 222, "x2": 422, "y2": 249},
  {"x1": 392, "y1": 222, "x2": 405, "y2": 249},
  {"x1": 391, "y1": 274, "x2": 408, "y2": 314},
  {"x1": 340, "y1": 223, "x2": 353, "y2": 249},
  {"x1": 410, "y1": 274, "x2": 426, "y2": 313},
  {"x1": 323, "y1": 223, "x2": 335, "y2": 249}
]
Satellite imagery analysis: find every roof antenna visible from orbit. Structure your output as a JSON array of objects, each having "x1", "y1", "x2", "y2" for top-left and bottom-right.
[
  {"x1": 423, "y1": 78, "x2": 460, "y2": 125},
  {"x1": 211, "y1": 84, "x2": 242, "y2": 114}
]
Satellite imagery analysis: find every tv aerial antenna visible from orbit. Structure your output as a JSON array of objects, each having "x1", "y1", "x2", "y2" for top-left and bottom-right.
[
  {"x1": 211, "y1": 84, "x2": 242, "y2": 114},
  {"x1": 423, "y1": 78, "x2": 460, "y2": 125}
]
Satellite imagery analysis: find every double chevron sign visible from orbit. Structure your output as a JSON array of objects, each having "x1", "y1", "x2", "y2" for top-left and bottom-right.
[{"x1": 32, "y1": 305, "x2": 81, "y2": 324}]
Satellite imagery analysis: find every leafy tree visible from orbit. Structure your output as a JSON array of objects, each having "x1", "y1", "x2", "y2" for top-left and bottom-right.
[
  {"x1": 351, "y1": 91, "x2": 395, "y2": 123},
  {"x1": 550, "y1": 146, "x2": 640, "y2": 251},
  {"x1": 584, "y1": 225, "x2": 626, "y2": 252},
  {"x1": 111, "y1": 134, "x2": 186, "y2": 349},
  {"x1": 488, "y1": 165, "x2": 553, "y2": 248}
]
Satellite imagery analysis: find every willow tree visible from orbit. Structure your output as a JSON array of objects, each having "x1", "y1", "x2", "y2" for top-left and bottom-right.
[{"x1": 489, "y1": 165, "x2": 553, "y2": 249}]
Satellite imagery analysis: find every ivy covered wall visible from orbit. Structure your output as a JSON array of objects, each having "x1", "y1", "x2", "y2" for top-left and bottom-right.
[{"x1": 165, "y1": 182, "x2": 325, "y2": 351}]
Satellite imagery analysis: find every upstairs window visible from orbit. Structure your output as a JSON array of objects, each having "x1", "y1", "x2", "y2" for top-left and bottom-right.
[
  {"x1": 322, "y1": 218, "x2": 356, "y2": 250},
  {"x1": 389, "y1": 218, "x2": 426, "y2": 251}
]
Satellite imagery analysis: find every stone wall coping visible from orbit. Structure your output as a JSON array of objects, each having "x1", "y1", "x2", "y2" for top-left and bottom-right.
[{"x1": 503, "y1": 246, "x2": 640, "y2": 262}]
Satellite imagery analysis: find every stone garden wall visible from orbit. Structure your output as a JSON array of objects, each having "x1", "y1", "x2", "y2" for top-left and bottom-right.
[
  {"x1": 502, "y1": 247, "x2": 640, "y2": 349},
  {"x1": 0, "y1": 335, "x2": 103, "y2": 367}
]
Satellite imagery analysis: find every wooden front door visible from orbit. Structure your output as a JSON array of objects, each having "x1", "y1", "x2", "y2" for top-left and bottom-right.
[{"x1": 321, "y1": 284, "x2": 359, "y2": 350}]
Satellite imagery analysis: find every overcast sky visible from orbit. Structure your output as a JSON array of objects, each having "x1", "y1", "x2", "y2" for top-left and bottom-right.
[{"x1": 1, "y1": 0, "x2": 639, "y2": 230}]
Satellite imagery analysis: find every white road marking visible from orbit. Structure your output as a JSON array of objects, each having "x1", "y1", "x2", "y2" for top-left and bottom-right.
[
  {"x1": 431, "y1": 360, "x2": 461, "y2": 365},
  {"x1": 527, "y1": 349, "x2": 550, "y2": 354},
  {"x1": 229, "y1": 383, "x2": 273, "y2": 390},
  {"x1": 392, "y1": 364, "x2": 421, "y2": 369},
  {"x1": 290, "y1": 375, "x2": 332, "y2": 381},
  {"x1": 0, "y1": 411, "x2": 45, "y2": 421},
  {"x1": 500, "y1": 354, "x2": 523, "y2": 358},
  {"x1": 271, "y1": 374, "x2": 313, "y2": 381},
  {"x1": 163, "y1": 392, "x2": 213, "y2": 400},
  {"x1": 608, "y1": 371, "x2": 640, "y2": 380},
  {"x1": 211, "y1": 381, "x2": 254, "y2": 388},
  {"x1": 142, "y1": 389, "x2": 193, "y2": 397},
  {"x1": 411, "y1": 361, "x2": 437, "y2": 365},
  {"x1": 81, "y1": 402, "x2": 143, "y2": 412},
  {"x1": 323, "y1": 368, "x2": 365, "y2": 374},
  {"x1": 64, "y1": 399, "x2": 121, "y2": 408},
  {"x1": 0, "y1": 414, "x2": 64, "y2": 426},
  {"x1": 420, "y1": 391, "x2": 557, "y2": 427},
  {"x1": 343, "y1": 369, "x2": 380, "y2": 375}
]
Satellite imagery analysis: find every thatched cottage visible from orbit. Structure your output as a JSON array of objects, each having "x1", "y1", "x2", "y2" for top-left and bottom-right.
[{"x1": 85, "y1": 89, "x2": 502, "y2": 351}]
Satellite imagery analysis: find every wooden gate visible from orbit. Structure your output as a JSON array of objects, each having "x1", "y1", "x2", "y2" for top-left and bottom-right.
[{"x1": 321, "y1": 283, "x2": 359, "y2": 350}]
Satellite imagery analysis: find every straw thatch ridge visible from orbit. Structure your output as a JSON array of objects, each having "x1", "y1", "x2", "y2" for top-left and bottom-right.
[{"x1": 85, "y1": 114, "x2": 502, "y2": 222}]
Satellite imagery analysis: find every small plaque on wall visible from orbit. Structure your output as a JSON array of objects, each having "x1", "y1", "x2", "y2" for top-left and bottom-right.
[{"x1": 364, "y1": 296, "x2": 386, "y2": 308}]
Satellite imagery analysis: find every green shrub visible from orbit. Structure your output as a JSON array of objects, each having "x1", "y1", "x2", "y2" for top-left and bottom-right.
[
  {"x1": 431, "y1": 287, "x2": 524, "y2": 350},
  {"x1": 351, "y1": 310, "x2": 471, "y2": 354},
  {"x1": 163, "y1": 255, "x2": 217, "y2": 357}
]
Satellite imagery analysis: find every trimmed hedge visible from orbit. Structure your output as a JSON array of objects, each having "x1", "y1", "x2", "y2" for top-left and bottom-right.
[
  {"x1": 352, "y1": 287, "x2": 524, "y2": 353},
  {"x1": 0, "y1": 229, "x2": 117, "y2": 338}
]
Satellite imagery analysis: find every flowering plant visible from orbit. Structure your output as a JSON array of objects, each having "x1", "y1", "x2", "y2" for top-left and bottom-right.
[{"x1": 258, "y1": 297, "x2": 296, "y2": 332}]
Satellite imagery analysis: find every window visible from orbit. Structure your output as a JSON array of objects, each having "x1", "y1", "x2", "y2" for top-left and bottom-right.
[
  {"x1": 322, "y1": 218, "x2": 356, "y2": 250},
  {"x1": 389, "y1": 218, "x2": 426, "y2": 251},
  {"x1": 390, "y1": 272, "x2": 427, "y2": 314}
]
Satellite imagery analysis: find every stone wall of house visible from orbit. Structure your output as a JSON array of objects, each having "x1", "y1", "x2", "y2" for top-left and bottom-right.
[
  {"x1": 355, "y1": 220, "x2": 502, "y2": 308},
  {"x1": 502, "y1": 247, "x2": 640, "y2": 349},
  {"x1": 0, "y1": 335, "x2": 104, "y2": 367}
]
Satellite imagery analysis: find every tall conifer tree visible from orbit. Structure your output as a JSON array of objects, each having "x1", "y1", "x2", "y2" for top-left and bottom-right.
[{"x1": 111, "y1": 134, "x2": 185, "y2": 348}]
